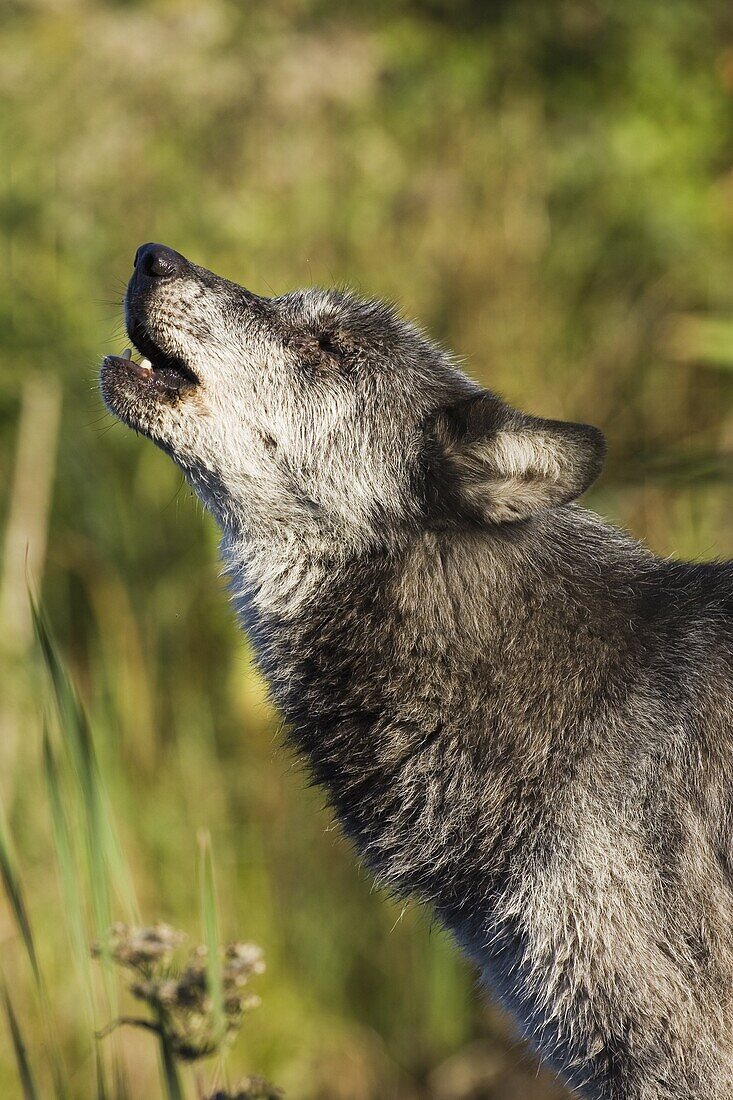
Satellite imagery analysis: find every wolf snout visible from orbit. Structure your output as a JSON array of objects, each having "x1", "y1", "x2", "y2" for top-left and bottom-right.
[{"x1": 133, "y1": 242, "x2": 188, "y2": 281}]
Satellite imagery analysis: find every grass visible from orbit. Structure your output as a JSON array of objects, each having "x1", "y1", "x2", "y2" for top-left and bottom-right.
[
  {"x1": 2, "y1": 2, "x2": 733, "y2": 1096},
  {"x1": 1, "y1": 974, "x2": 39, "y2": 1100},
  {"x1": 0, "y1": 595, "x2": 275, "y2": 1100}
]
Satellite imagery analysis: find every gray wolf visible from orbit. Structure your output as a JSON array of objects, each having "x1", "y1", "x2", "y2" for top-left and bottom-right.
[{"x1": 101, "y1": 243, "x2": 733, "y2": 1098}]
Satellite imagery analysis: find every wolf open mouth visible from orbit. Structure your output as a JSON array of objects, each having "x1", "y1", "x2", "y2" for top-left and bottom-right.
[{"x1": 103, "y1": 321, "x2": 199, "y2": 394}]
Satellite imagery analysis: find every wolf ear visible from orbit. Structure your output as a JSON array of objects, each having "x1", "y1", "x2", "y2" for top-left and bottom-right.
[{"x1": 430, "y1": 392, "x2": 606, "y2": 524}]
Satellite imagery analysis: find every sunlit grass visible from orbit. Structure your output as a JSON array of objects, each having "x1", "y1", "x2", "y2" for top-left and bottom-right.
[
  {"x1": 0, "y1": 596, "x2": 279, "y2": 1099},
  {"x1": 1, "y1": 974, "x2": 39, "y2": 1100},
  {"x1": 2, "y1": 2, "x2": 733, "y2": 1097}
]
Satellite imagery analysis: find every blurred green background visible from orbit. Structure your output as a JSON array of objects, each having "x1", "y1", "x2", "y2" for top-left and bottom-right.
[{"x1": 1, "y1": 1, "x2": 733, "y2": 1097}]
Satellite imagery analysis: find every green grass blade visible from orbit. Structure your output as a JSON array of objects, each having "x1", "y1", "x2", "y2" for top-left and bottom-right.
[
  {"x1": 1, "y1": 973, "x2": 39, "y2": 1100},
  {"x1": 0, "y1": 796, "x2": 39, "y2": 985},
  {"x1": 29, "y1": 597, "x2": 78, "y2": 744},
  {"x1": 43, "y1": 725, "x2": 94, "y2": 1019},
  {"x1": 198, "y1": 830, "x2": 224, "y2": 1045}
]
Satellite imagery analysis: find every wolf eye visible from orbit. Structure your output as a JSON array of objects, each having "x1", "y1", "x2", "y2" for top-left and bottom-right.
[
  {"x1": 317, "y1": 333, "x2": 340, "y2": 356},
  {"x1": 286, "y1": 331, "x2": 343, "y2": 371}
]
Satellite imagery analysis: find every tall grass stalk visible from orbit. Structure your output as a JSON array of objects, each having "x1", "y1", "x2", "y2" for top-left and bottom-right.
[
  {"x1": 199, "y1": 830, "x2": 225, "y2": 1049},
  {"x1": 0, "y1": 797, "x2": 39, "y2": 985},
  {"x1": 42, "y1": 725, "x2": 94, "y2": 1020},
  {"x1": 1, "y1": 974, "x2": 39, "y2": 1100}
]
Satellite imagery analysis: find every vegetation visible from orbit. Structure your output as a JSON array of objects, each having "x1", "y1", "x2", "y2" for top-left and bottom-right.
[{"x1": 1, "y1": 1, "x2": 732, "y2": 1096}]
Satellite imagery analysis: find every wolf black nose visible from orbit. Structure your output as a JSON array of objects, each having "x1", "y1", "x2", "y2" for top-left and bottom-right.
[{"x1": 134, "y1": 242, "x2": 187, "y2": 279}]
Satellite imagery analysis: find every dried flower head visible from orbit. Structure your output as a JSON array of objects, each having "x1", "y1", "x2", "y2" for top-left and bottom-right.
[
  {"x1": 94, "y1": 924, "x2": 266, "y2": 1064},
  {"x1": 224, "y1": 942, "x2": 266, "y2": 983},
  {"x1": 92, "y1": 922, "x2": 186, "y2": 972}
]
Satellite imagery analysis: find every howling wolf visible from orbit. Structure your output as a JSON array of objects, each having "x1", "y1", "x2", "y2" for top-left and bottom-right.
[{"x1": 102, "y1": 243, "x2": 733, "y2": 1099}]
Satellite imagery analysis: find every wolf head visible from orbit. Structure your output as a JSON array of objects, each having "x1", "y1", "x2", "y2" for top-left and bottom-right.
[{"x1": 101, "y1": 243, "x2": 605, "y2": 548}]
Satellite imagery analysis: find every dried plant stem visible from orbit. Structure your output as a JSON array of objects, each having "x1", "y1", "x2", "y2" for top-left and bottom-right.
[{"x1": 96, "y1": 1016, "x2": 163, "y2": 1041}]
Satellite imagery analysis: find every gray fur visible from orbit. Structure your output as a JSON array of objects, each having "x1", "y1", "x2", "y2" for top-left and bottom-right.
[{"x1": 101, "y1": 243, "x2": 733, "y2": 1099}]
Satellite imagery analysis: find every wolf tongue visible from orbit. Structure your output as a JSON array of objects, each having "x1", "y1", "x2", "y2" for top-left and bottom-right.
[{"x1": 130, "y1": 358, "x2": 153, "y2": 379}]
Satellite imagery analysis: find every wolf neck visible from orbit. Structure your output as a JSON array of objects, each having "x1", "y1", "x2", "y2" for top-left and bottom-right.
[
  {"x1": 222, "y1": 525, "x2": 487, "y2": 888},
  {"x1": 221, "y1": 510, "x2": 646, "y2": 924},
  {"x1": 221, "y1": 524, "x2": 368, "y2": 620}
]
